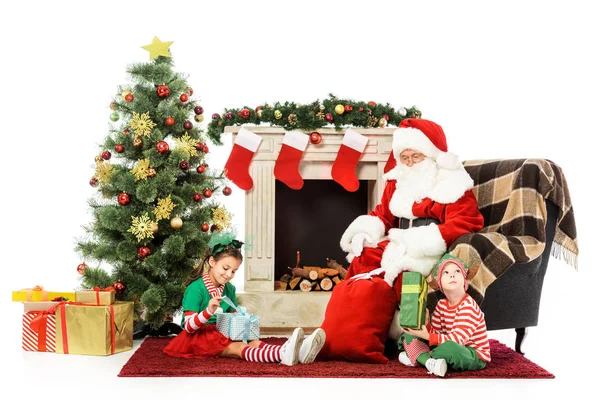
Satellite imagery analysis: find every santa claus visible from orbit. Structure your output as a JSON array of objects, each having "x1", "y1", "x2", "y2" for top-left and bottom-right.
[{"x1": 340, "y1": 118, "x2": 484, "y2": 287}]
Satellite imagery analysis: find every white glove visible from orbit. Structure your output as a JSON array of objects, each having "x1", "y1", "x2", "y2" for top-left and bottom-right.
[{"x1": 351, "y1": 233, "x2": 373, "y2": 257}]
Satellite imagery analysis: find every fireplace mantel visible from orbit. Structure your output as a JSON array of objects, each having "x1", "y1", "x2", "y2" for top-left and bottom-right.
[{"x1": 225, "y1": 126, "x2": 396, "y2": 328}]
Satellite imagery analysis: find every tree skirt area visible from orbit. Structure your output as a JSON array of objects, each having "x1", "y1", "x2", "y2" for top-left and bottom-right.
[{"x1": 118, "y1": 337, "x2": 554, "y2": 379}]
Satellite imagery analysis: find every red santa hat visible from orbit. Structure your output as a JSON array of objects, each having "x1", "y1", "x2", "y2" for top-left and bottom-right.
[{"x1": 383, "y1": 118, "x2": 461, "y2": 173}]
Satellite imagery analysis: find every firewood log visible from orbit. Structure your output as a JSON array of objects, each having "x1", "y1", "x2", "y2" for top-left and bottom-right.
[
  {"x1": 304, "y1": 266, "x2": 324, "y2": 280},
  {"x1": 280, "y1": 273, "x2": 292, "y2": 283},
  {"x1": 276, "y1": 280, "x2": 288, "y2": 291},
  {"x1": 289, "y1": 266, "x2": 311, "y2": 279},
  {"x1": 326, "y1": 258, "x2": 347, "y2": 280},
  {"x1": 320, "y1": 277, "x2": 333, "y2": 291},
  {"x1": 332, "y1": 276, "x2": 342, "y2": 285},
  {"x1": 299, "y1": 279, "x2": 313, "y2": 292},
  {"x1": 321, "y1": 268, "x2": 340, "y2": 277},
  {"x1": 314, "y1": 282, "x2": 321, "y2": 291},
  {"x1": 289, "y1": 276, "x2": 301, "y2": 290}
]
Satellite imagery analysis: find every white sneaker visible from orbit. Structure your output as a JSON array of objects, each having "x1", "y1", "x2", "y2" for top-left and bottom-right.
[
  {"x1": 280, "y1": 327, "x2": 304, "y2": 366},
  {"x1": 299, "y1": 328, "x2": 326, "y2": 364},
  {"x1": 425, "y1": 357, "x2": 447, "y2": 377},
  {"x1": 398, "y1": 351, "x2": 414, "y2": 367}
]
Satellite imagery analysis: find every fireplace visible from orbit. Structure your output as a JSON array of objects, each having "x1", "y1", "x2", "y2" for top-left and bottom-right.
[{"x1": 226, "y1": 126, "x2": 394, "y2": 328}]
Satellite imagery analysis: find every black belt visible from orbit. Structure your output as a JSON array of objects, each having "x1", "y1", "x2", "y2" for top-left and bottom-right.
[{"x1": 399, "y1": 217, "x2": 440, "y2": 229}]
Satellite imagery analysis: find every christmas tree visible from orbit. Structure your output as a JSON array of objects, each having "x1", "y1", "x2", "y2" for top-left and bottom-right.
[{"x1": 75, "y1": 37, "x2": 232, "y2": 337}]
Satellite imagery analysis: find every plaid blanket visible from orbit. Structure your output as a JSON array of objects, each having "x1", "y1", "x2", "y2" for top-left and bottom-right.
[{"x1": 442, "y1": 159, "x2": 578, "y2": 304}]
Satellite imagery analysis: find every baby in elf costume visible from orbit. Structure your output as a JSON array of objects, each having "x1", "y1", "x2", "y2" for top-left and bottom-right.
[{"x1": 398, "y1": 254, "x2": 490, "y2": 377}]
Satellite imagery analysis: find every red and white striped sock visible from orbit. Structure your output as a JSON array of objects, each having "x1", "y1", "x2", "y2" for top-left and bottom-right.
[{"x1": 241, "y1": 344, "x2": 283, "y2": 363}]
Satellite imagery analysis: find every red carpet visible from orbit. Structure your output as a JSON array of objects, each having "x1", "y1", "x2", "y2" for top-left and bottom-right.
[{"x1": 118, "y1": 337, "x2": 554, "y2": 379}]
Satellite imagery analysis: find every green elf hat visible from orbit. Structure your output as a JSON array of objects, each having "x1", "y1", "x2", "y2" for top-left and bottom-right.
[
  {"x1": 207, "y1": 229, "x2": 244, "y2": 255},
  {"x1": 432, "y1": 253, "x2": 469, "y2": 292}
]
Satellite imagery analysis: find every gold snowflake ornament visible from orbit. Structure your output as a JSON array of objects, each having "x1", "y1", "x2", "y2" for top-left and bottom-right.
[
  {"x1": 95, "y1": 161, "x2": 115, "y2": 184},
  {"x1": 128, "y1": 213, "x2": 155, "y2": 242},
  {"x1": 129, "y1": 112, "x2": 157, "y2": 137},
  {"x1": 131, "y1": 158, "x2": 151, "y2": 181},
  {"x1": 212, "y1": 205, "x2": 232, "y2": 230},
  {"x1": 174, "y1": 132, "x2": 199, "y2": 158},
  {"x1": 153, "y1": 194, "x2": 176, "y2": 221}
]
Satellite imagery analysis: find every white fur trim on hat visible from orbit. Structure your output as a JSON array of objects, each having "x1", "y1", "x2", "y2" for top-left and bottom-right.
[
  {"x1": 435, "y1": 151, "x2": 460, "y2": 170},
  {"x1": 339, "y1": 215, "x2": 385, "y2": 253},
  {"x1": 392, "y1": 127, "x2": 440, "y2": 160}
]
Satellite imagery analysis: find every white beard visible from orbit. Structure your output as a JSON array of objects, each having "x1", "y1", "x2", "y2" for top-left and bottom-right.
[{"x1": 388, "y1": 158, "x2": 438, "y2": 219}]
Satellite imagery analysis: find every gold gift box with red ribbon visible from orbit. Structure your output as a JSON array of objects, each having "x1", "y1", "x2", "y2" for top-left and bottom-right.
[
  {"x1": 12, "y1": 286, "x2": 75, "y2": 302},
  {"x1": 75, "y1": 286, "x2": 116, "y2": 305},
  {"x1": 54, "y1": 301, "x2": 133, "y2": 356}
]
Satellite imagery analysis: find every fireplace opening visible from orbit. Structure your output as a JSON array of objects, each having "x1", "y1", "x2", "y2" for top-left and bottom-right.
[{"x1": 274, "y1": 179, "x2": 369, "y2": 287}]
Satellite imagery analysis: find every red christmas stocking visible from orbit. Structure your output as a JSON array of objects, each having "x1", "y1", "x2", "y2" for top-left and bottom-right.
[
  {"x1": 274, "y1": 130, "x2": 309, "y2": 190},
  {"x1": 331, "y1": 129, "x2": 369, "y2": 192},
  {"x1": 224, "y1": 127, "x2": 262, "y2": 190}
]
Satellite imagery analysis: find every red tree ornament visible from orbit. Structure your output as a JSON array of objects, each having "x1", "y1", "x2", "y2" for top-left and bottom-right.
[
  {"x1": 156, "y1": 141, "x2": 169, "y2": 154},
  {"x1": 115, "y1": 144, "x2": 124, "y2": 153},
  {"x1": 344, "y1": 104, "x2": 353, "y2": 112},
  {"x1": 101, "y1": 151, "x2": 111, "y2": 160},
  {"x1": 201, "y1": 223, "x2": 210, "y2": 232},
  {"x1": 203, "y1": 189, "x2": 212, "y2": 198},
  {"x1": 225, "y1": 112, "x2": 233, "y2": 120},
  {"x1": 193, "y1": 193, "x2": 202, "y2": 202},
  {"x1": 117, "y1": 192, "x2": 130, "y2": 206},
  {"x1": 212, "y1": 113, "x2": 220, "y2": 120},
  {"x1": 124, "y1": 93, "x2": 134, "y2": 102},
  {"x1": 196, "y1": 165, "x2": 206, "y2": 174},
  {"x1": 325, "y1": 113, "x2": 334, "y2": 122},
  {"x1": 89, "y1": 177, "x2": 98, "y2": 187},
  {"x1": 77, "y1": 263, "x2": 88, "y2": 275},
  {"x1": 211, "y1": 224, "x2": 220, "y2": 232},
  {"x1": 138, "y1": 246, "x2": 151, "y2": 258},
  {"x1": 156, "y1": 85, "x2": 170, "y2": 98},
  {"x1": 202, "y1": 144, "x2": 209, "y2": 153},
  {"x1": 180, "y1": 161, "x2": 190, "y2": 170},
  {"x1": 165, "y1": 117, "x2": 175, "y2": 126},
  {"x1": 309, "y1": 132, "x2": 322, "y2": 145},
  {"x1": 113, "y1": 281, "x2": 125, "y2": 295},
  {"x1": 186, "y1": 87, "x2": 194, "y2": 96},
  {"x1": 194, "y1": 106, "x2": 204, "y2": 115},
  {"x1": 183, "y1": 120, "x2": 193, "y2": 130},
  {"x1": 223, "y1": 187, "x2": 232, "y2": 196},
  {"x1": 195, "y1": 141, "x2": 204, "y2": 151},
  {"x1": 180, "y1": 93, "x2": 189, "y2": 102},
  {"x1": 238, "y1": 109, "x2": 250, "y2": 119}
]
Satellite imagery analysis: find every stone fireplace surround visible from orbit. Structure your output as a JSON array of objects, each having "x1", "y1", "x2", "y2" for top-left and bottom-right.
[{"x1": 227, "y1": 126, "x2": 395, "y2": 329}]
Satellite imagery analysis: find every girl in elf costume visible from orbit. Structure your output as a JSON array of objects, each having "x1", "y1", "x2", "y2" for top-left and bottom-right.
[
  {"x1": 163, "y1": 230, "x2": 325, "y2": 366},
  {"x1": 398, "y1": 254, "x2": 490, "y2": 377}
]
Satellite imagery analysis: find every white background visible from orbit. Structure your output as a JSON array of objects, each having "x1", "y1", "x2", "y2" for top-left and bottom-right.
[{"x1": 1, "y1": 0, "x2": 596, "y2": 398}]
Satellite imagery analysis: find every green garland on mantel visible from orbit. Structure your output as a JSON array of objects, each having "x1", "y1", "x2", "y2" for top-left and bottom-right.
[{"x1": 206, "y1": 94, "x2": 421, "y2": 145}]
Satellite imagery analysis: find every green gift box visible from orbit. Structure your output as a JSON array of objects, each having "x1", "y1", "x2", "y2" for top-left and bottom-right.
[{"x1": 399, "y1": 271, "x2": 428, "y2": 329}]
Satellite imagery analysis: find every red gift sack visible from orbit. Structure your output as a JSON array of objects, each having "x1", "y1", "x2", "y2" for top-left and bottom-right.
[{"x1": 319, "y1": 268, "x2": 398, "y2": 363}]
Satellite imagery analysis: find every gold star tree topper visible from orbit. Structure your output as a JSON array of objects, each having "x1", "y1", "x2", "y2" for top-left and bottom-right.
[{"x1": 141, "y1": 37, "x2": 174, "y2": 60}]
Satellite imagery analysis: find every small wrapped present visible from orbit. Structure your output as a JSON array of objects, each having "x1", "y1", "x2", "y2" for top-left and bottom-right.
[
  {"x1": 22, "y1": 302, "x2": 58, "y2": 352},
  {"x1": 12, "y1": 286, "x2": 75, "y2": 302},
  {"x1": 398, "y1": 271, "x2": 428, "y2": 329},
  {"x1": 54, "y1": 301, "x2": 133, "y2": 356},
  {"x1": 215, "y1": 296, "x2": 260, "y2": 343},
  {"x1": 75, "y1": 286, "x2": 116, "y2": 305}
]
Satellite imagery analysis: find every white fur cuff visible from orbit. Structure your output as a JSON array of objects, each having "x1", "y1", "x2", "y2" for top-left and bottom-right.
[
  {"x1": 340, "y1": 215, "x2": 385, "y2": 252},
  {"x1": 403, "y1": 224, "x2": 448, "y2": 258}
]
